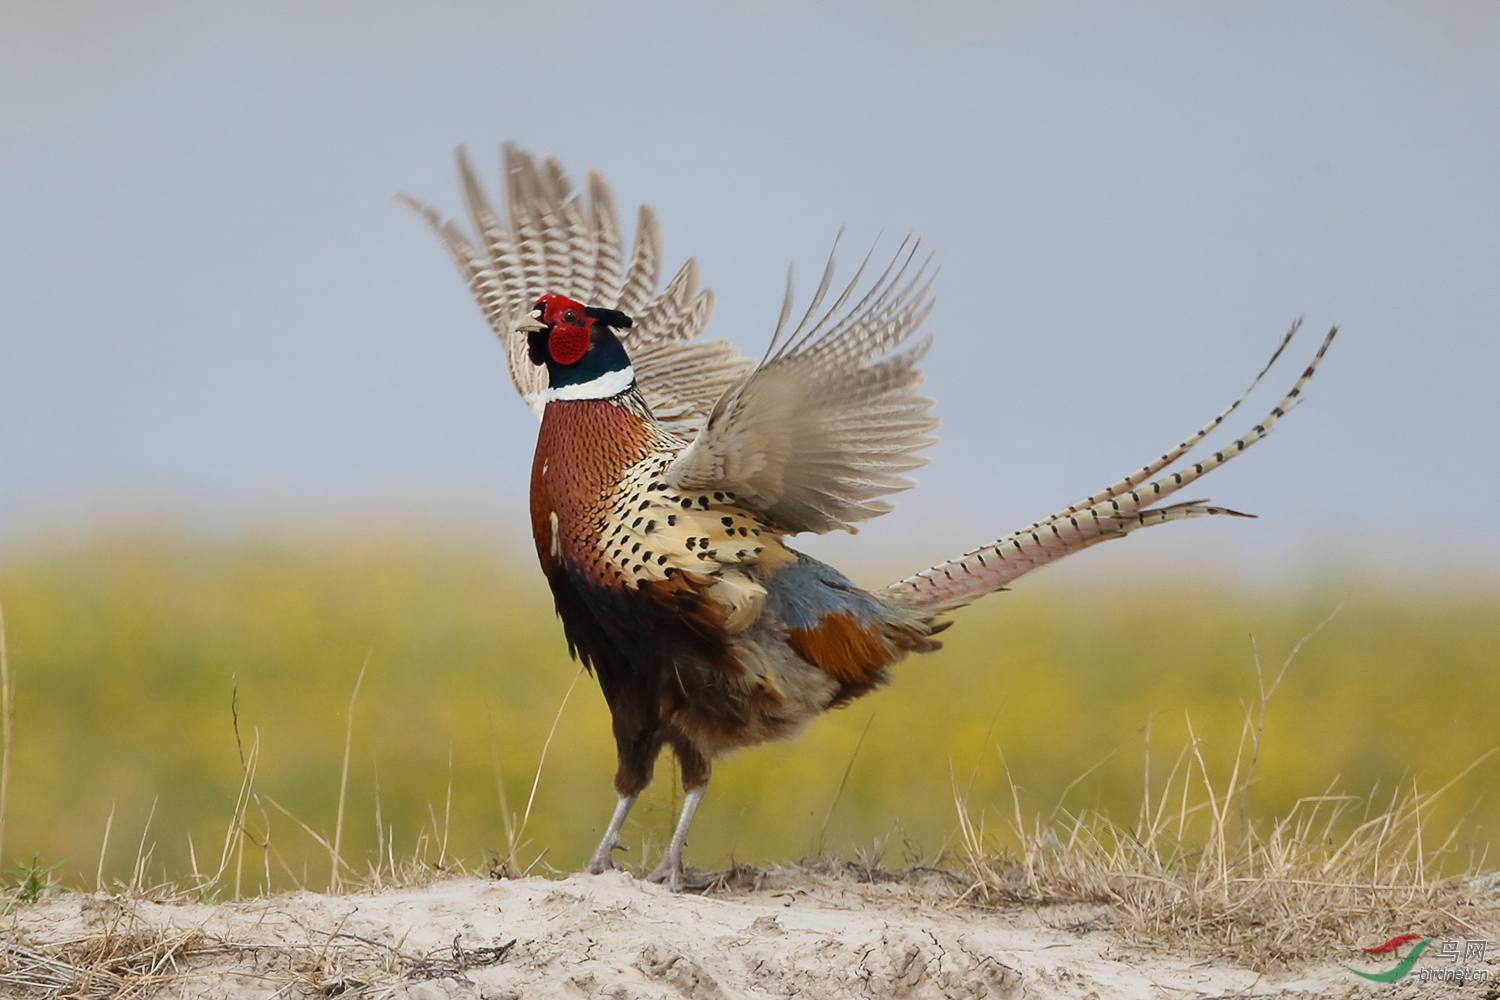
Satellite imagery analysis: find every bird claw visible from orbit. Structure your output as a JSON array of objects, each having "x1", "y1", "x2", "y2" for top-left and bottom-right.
[
  {"x1": 646, "y1": 852, "x2": 684, "y2": 892},
  {"x1": 585, "y1": 836, "x2": 626, "y2": 875}
]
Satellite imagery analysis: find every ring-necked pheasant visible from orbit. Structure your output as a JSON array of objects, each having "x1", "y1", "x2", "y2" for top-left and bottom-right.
[{"x1": 403, "y1": 145, "x2": 1337, "y2": 889}]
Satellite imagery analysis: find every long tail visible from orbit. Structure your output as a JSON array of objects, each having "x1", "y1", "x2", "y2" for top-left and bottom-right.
[{"x1": 879, "y1": 322, "x2": 1338, "y2": 614}]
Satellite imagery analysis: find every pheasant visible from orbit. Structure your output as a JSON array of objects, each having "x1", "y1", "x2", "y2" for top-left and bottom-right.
[{"x1": 403, "y1": 145, "x2": 1337, "y2": 889}]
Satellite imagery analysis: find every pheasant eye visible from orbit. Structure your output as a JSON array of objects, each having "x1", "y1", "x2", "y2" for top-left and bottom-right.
[{"x1": 563, "y1": 309, "x2": 579, "y2": 325}]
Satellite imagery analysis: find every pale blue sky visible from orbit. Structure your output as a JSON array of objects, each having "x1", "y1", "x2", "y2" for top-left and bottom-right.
[{"x1": 3, "y1": 3, "x2": 1498, "y2": 579}]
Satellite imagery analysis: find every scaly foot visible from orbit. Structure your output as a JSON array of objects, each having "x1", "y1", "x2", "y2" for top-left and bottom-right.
[
  {"x1": 585, "y1": 794, "x2": 637, "y2": 876},
  {"x1": 645, "y1": 786, "x2": 705, "y2": 892},
  {"x1": 645, "y1": 848, "x2": 685, "y2": 891},
  {"x1": 585, "y1": 836, "x2": 625, "y2": 875}
]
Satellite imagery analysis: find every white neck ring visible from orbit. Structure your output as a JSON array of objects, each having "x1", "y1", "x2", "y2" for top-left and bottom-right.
[{"x1": 544, "y1": 365, "x2": 636, "y2": 402}]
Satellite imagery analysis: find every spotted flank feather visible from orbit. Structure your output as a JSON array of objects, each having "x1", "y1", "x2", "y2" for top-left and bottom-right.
[
  {"x1": 400, "y1": 145, "x2": 752, "y2": 435},
  {"x1": 882, "y1": 324, "x2": 1339, "y2": 612},
  {"x1": 590, "y1": 450, "x2": 800, "y2": 634}
]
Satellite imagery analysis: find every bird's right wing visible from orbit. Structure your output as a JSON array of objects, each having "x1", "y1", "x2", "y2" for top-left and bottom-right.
[
  {"x1": 401, "y1": 145, "x2": 753, "y2": 438},
  {"x1": 664, "y1": 239, "x2": 941, "y2": 535}
]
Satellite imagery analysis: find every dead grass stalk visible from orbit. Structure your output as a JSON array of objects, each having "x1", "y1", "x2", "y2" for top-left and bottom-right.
[
  {"x1": 952, "y1": 618, "x2": 1500, "y2": 967},
  {"x1": 0, "y1": 601, "x2": 12, "y2": 868}
]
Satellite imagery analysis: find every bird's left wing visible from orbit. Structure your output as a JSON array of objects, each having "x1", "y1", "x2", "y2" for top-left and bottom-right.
[
  {"x1": 665, "y1": 240, "x2": 940, "y2": 535},
  {"x1": 401, "y1": 144, "x2": 753, "y2": 437}
]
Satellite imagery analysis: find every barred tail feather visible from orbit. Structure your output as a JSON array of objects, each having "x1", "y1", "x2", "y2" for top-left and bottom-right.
[
  {"x1": 881, "y1": 324, "x2": 1338, "y2": 613},
  {"x1": 1047, "y1": 318, "x2": 1300, "y2": 523}
]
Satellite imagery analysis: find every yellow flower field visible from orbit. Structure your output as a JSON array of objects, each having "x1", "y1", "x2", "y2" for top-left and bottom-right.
[{"x1": 0, "y1": 525, "x2": 1495, "y2": 894}]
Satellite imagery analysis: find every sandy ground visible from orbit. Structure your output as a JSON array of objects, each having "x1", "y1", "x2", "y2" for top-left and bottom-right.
[{"x1": 3, "y1": 868, "x2": 1496, "y2": 999}]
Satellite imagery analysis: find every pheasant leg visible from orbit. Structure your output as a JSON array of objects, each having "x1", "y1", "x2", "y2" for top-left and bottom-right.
[
  {"x1": 646, "y1": 786, "x2": 705, "y2": 891},
  {"x1": 585, "y1": 794, "x2": 637, "y2": 874}
]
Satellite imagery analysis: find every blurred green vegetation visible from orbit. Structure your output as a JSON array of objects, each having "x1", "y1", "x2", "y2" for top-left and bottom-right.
[{"x1": 0, "y1": 524, "x2": 1495, "y2": 893}]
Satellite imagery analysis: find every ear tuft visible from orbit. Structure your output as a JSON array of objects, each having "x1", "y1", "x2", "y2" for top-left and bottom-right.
[{"x1": 584, "y1": 306, "x2": 634, "y2": 329}]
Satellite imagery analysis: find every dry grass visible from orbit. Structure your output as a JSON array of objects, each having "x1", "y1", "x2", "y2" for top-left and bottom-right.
[
  {"x1": 1, "y1": 577, "x2": 1498, "y2": 990},
  {"x1": 0, "y1": 675, "x2": 516, "y2": 1000},
  {"x1": 1, "y1": 921, "x2": 215, "y2": 999},
  {"x1": 0, "y1": 601, "x2": 14, "y2": 869},
  {"x1": 0, "y1": 893, "x2": 515, "y2": 999},
  {"x1": 127, "y1": 647, "x2": 585, "y2": 903},
  {"x1": 953, "y1": 763, "x2": 1500, "y2": 969},
  {"x1": 950, "y1": 616, "x2": 1500, "y2": 968}
]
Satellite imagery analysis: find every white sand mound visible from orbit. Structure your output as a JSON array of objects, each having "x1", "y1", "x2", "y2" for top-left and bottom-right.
[{"x1": 2, "y1": 868, "x2": 1482, "y2": 998}]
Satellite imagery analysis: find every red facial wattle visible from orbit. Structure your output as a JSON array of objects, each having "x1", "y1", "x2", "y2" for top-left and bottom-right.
[
  {"x1": 548, "y1": 323, "x2": 590, "y2": 365},
  {"x1": 529, "y1": 293, "x2": 593, "y2": 366}
]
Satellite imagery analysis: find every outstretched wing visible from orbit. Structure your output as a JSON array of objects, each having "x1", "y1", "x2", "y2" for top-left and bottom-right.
[
  {"x1": 665, "y1": 239, "x2": 941, "y2": 535},
  {"x1": 401, "y1": 144, "x2": 754, "y2": 437}
]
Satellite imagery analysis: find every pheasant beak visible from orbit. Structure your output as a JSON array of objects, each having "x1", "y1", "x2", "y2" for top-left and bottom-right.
[{"x1": 512, "y1": 314, "x2": 546, "y2": 334}]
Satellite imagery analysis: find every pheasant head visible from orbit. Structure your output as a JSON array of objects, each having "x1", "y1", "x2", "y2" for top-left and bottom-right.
[{"x1": 514, "y1": 294, "x2": 637, "y2": 401}]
